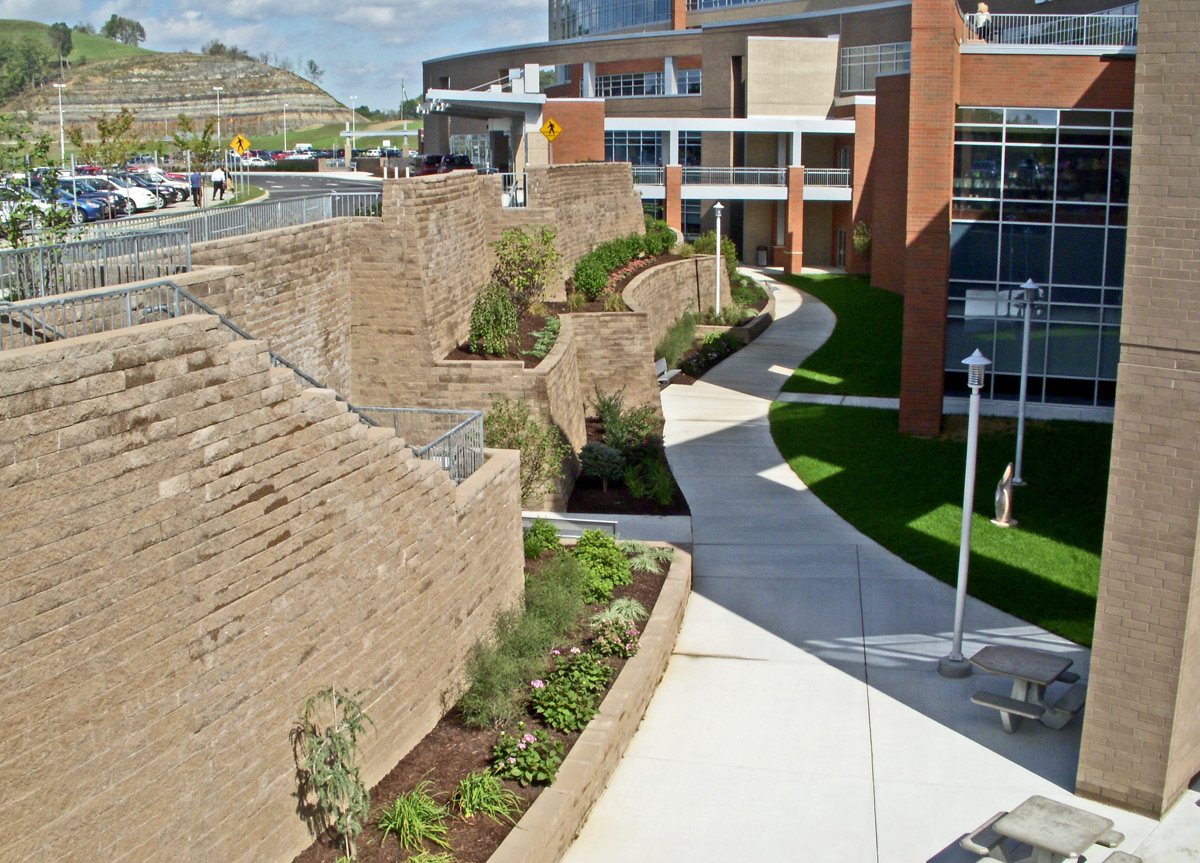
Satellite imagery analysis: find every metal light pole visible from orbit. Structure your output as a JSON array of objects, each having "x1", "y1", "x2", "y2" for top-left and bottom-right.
[
  {"x1": 713, "y1": 201, "x2": 724, "y2": 316},
  {"x1": 213, "y1": 86, "x2": 223, "y2": 151},
  {"x1": 1012, "y1": 278, "x2": 1040, "y2": 486},
  {"x1": 283, "y1": 103, "x2": 288, "y2": 151},
  {"x1": 53, "y1": 83, "x2": 66, "y2": 164},
  {"x1": 350, "y1": 96, "x2": 357, "y2": 151},
  {"x1": 939, "y1": 349, "x2": 991, "y2": 679}
]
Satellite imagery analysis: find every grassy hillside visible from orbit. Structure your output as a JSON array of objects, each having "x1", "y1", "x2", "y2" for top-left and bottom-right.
[
  {"x1": 248, "y1": 120, "x2": 424, "y2": 151},
  {"x1": 0, "y1": 20, "x2": 154, "y2": 64}
]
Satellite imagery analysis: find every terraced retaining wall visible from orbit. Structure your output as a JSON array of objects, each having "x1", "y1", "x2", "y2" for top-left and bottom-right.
[{"x1": 0, "y1": 315, "x2": 524, "y2": 863}]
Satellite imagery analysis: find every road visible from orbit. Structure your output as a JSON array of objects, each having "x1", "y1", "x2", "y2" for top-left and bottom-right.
[{"x1": 249, "y1": 172, "x2": 382, "y2": 199}]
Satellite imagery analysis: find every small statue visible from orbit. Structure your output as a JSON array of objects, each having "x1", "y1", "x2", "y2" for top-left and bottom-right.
[{"x1": 992, "y1": 462, "x2": 1018, "y2": 528}]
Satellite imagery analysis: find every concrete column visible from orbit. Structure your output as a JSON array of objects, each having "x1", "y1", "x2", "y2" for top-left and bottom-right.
[
  {"x1": 790, "y1": 131, "x2": 802, "y2": 166},
  {"x1": 667, "y1": 129, "x2": 679, "y2": 165},
  {"x1": 581, "y1": 62, "x2": 595, "y2": 98},
  {"x1": 783, "y1": 166, "x2": 805, "y2": 275},
  {"x1": 664, "y1": 57, "x2": 678, "y2": 95},
  {"x1": 665, "y1": 165, "x2": 683, "y2": 232},
  {"x1": 524, "y1": 62, "x2": 540, "y2": 94}
]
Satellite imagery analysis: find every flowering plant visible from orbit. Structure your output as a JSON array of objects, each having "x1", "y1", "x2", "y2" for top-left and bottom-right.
[
  {"x1": 592, "y1": 616, "x2": 641, "y2": 658},
  {"x1": 491, "y1": 723, "x2": 564, "y2": 786},
  {"x1": 527, "y1": 649, "x2": 615, "y2": 733}
]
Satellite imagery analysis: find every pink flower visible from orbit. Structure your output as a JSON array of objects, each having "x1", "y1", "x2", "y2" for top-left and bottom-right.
[
  {"x1": 518, "y1": 742, "x2": 527, "y2": 749},
  {"x1": 569, "y1": 647, "x2": 582, "y2": 655},
  {"x1": 508, "y1": 757, "x2": 517, "y2": 764},
  {"x1": 522, "y1": 733, "x2": 537, "y2": 743},
  {"x1": 531, "y1": 679, "x2": 545, "y2": 689},
  {"x1": 551, "y1": 649, "x2": 561, "y2": 655}
]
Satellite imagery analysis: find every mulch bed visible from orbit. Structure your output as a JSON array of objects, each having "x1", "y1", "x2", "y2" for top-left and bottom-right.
[
  {"x1": 291, "y1": 560, "x2": 668, "y2": 863},
  {"x1": 566, "y1": 417, "x2": 690, "y2": 517}
]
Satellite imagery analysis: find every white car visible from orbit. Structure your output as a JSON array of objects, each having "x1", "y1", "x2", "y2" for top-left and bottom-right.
[
  {"x1": 92, "y1": 175, "x2": 159, "y2": 212},
  {"x1": 240, "y1": 156, "x2": 270, "y2": 167}
]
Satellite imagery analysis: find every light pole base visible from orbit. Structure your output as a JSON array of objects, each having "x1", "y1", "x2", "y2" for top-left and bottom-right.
[
  {"x1": 938, "y1": 655, "x2": 974, "y2": 678},
  {"x1": 991, "y1": 518, "x2": 1018, "y2": 528},
  {"x1": 1011, "y1": 478, "x2": 1027, "y2": 487}
]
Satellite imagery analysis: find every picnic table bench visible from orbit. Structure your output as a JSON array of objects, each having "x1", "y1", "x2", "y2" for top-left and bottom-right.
[
  {"x1": 969, "y1": 645, "x2": 1087, "y2": 732},
  {"x1": 960, "y1": 796, "x2": 1139, "y2": 863}
]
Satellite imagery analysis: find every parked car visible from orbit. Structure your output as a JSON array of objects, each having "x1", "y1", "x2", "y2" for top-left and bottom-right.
[
  {"x1": 58, "y1": 177, "x2": 131, "y2": 216},
  {"x1": 36, "y1": 186, "x2": 105, "y2": 223},
  {"x1": 415, "y1": 154, "x2": 475, "y2": 176},
  {"x1": 239, "y1": 156, "x2": 271, "y2": 167},
  {"x1": 117, "y1": 171, "x2": 181, "y2": 207},
  {"x1": 100, "y1": 175, "x2": 161, "y2": 211}
]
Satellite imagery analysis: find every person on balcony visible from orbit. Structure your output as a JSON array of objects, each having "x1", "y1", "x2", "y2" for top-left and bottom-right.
[{"x1": 974, "y1": 2, "x2": 993, "y2": 41}]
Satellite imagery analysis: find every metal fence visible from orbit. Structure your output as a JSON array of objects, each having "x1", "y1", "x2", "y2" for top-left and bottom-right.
[
  {"x1": 0, "y1": 230, "x2": 190, "y2": 303},
  {"x1": 964, "y1": 13, "x2": 1138, "y2": 46},
  {"x1": 803, "y1": 168, "x2": 852, "y2": 187},
  {"x1": 499, "y1": 173, "x2": 528, "y2": 208},
  {"x1": 0, "y1": 280, "x2": 485, "y2": 483},
  {"x1": 682, "y1": 167, "x2": 786, "y2": 186},
  {"x1": 356, "y1": 407, "x2": 485, "y2": 483},
  {"x1": 78, "y1": 192, "x2": 383, "y2": 245},
  {"x1": 632, "y1": 166, "x2": 665, "y2": 185}
]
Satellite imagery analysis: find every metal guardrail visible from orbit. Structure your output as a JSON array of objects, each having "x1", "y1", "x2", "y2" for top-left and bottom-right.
[
  {"x1": 78, "y1": 192, "x2": 383, "y2": 245},
  {"x1": 682, "y1": 167, "x2": 786, "y2": 186},
  {"x1": 964, "y1": 13, "x2": 1138, "y2": 47},
  {"x1": 0, "y1": 230, "x2": 190, "y2": 302},
  {"x1": 356, "y1": 407, "x2": 485, "y2": 483},
  {"x1": 0, "y1": 280, "x2": 484, "y2": 483},
  {"x1": 803, "y1": 168, "x2": 852, "y2": 188},
  {"x1": 686, "y1": 0, "x2": 772, "y2": 9},
  {"x1": 499, "y1": 173, "x2": 527, "y2": 208},
  {"x1": 632, "y1": 166, "x2": 665, "y2": 185}
]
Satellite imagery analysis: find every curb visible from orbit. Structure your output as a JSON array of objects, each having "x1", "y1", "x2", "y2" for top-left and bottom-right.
[{"x1": 486, "y1": 544, "x2": 692, "y2": 863}]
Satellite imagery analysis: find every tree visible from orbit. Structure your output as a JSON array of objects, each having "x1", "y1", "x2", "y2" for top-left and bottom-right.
[
  {"x1": 100, "y1": 15, "x2": 146, "y2": 46},
  {"x1": 169, "y1": 113, "x2": 219, "y2": 166},
  {"x1": 0, "y1": 113, "x2": 74, "y2": 253},
  {"x1": 304, "y1": 58, "x2": 324, "y2": 84},
  {"x1": 67, "y1": 108, "x2": 149, "y2": 167},
  {"x1": 49, "y1": 23, "x2": 72, "y2": 75},
  {"x1": 0, "y1": 37, "x2": 52, "y2": 99},
  {"x1": 72, "y1": 22, "x2": 96, "y2": 35}
]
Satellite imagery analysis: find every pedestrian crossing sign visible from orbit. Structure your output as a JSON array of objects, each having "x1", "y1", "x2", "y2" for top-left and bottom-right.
[
  {"x1": 231, "y1": 134, "x2": 251, "y2": 156},
  {"x1": 540, "y1": 119, "x2": 562, "y2": 142}
]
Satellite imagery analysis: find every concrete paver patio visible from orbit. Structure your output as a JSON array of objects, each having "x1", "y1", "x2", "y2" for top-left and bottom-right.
[{"x1": 560, "y1": 269, "x2": 1200, "y2": 863}]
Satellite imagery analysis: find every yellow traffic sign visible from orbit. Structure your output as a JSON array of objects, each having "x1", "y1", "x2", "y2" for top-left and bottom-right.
[
  {"x1": 230, "y1": 134, "x2": 251, "y2": 156},
  {"x1": 540, "y1": 118, "x2": 562, "y2": 142}
]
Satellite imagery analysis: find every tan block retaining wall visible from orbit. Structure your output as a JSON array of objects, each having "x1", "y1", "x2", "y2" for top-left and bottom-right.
[
  {"x1": 488, "y1": 546, "x2": 692, "y2": 863},
  {"x1": 623, "y1": 255, "x2": 732, "y2": 349},
  {"x1": 0, "y1": 316, "x2": 524, "y2": 863}
]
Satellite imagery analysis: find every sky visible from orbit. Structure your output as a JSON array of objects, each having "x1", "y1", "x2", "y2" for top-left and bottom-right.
[{"x1": 0, "y1": 0, "x2": 549, "y2": 111}]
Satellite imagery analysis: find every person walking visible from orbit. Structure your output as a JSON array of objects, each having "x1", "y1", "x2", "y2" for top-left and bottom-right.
[
  {"x1": 190, "y1": 170, "x2": 202, "y2": 207},
  {"x1": 212, "y1": 165, "x2": 227, "y2": 201}
]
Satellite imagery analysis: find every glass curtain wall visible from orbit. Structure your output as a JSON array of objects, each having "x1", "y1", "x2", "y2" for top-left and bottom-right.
[
  {"x1": 551, "y1": 0, "x2": 670, "y2": 40},
  {"x1": 948, "y1": 106, "x2": 1132, "y2": 406}
]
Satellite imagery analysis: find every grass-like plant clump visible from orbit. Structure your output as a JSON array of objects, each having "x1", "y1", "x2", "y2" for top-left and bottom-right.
[
  {"x1": 375, "y1": 778, "x2": 451, "y2": 852},
  {"x1": 450, "y1": 771, "x2": 521, "y2": 824},
  {"x1": 778, "y1": 273, "x2": 902, "y2": 396},
  {"x1": 655, "y1": 310, "x2": 699, "y2": 367},
  {"x1": 768, "y1": 402, "x2": 1109, "y2": 645}
]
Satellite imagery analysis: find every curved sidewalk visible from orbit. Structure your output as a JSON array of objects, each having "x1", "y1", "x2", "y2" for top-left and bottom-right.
[{"x1": 561, "y1": 270, "x2": 1193, "y2": 862}]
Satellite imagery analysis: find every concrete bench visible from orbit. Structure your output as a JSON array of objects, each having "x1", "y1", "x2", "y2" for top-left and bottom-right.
[
  {"x1": 1040, "y1": 683, "x2": 1087, "y2": 730},
  {"x1": 655, "y1": 358, "x2": 680, "y2": 385},
  {"x1": 1097, "y1": 828, "x2": 1125, "y2": 848},
  {"x1": 971, "y1": 690, "x2": 1046, "y2": 721},
  {"x1": 960, "y1": 811, "x2": 1008, "y2": 856},
  {"x1": 1101, "y1": 852, "x2": 1141, "y2": 863}
]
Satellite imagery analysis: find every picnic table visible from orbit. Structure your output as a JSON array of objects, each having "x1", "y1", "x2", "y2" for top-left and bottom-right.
[
  {"x1": 969, "y1": 645, "x2": 1078, "y2": 732},
  {"x1": 992, "y1": 795, "x2": 1117, "y2": 863}
]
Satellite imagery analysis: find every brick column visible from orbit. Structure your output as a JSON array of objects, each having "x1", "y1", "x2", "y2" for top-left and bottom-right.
[
  {"x1": 783, "y1": 166, "x2": 805, "y2": 275},
  {"x1": 849, "y1": 102, "x2": 875, "y2": 275},
  {"x1": 898, "y1": 0, "x2": 962, "y2": 436},
  {"x1": 665, "y1": 165, "x2": 682, "y2": 233},
  {"x1": 672, "y1": 0, "x2": 688, "y2": 30}
]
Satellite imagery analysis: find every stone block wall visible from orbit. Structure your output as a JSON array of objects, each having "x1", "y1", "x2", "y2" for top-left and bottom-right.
[
  {"x1": 525, "y1": 163, "x2": 645, "y2": 266},
  {"x1": 571, "y1": 312, "x2": 660, "y2": 412},
  {"x1": 0, "y1": 316, "x2": 524, "y2": 862},
  {"x1": 623, "y1": 255, "x2": 731, "y2": 349}
]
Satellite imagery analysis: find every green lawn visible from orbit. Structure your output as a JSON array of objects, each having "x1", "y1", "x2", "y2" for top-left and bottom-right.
[
  {"x1": 768, "y1": 272, "x2": 1112, "y2": 646},
  {"x1": 248, "y1": 120, "x2": 422, "y2": 152},
  {"x1": 779, "y1": 273, "x2": 902, "y2": 396},
  {"x1": 0, "y1": 20, "x2": 154, "y2": 65}
]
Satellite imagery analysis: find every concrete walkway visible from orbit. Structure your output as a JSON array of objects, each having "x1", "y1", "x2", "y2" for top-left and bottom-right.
[{"x1": 561, "y1": 269, "x2": 1199, "y2": 863}]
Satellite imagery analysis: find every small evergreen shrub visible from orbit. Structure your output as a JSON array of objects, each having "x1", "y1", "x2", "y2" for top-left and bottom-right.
[
  {"x1": 523, "y1": 517, "x2": 561, "y2": 558},
  {"x1": 573, "y1": 257, "x2": 608, "y2": 300},
  {"x1": 591, "y1": 386, "x2": 625, "y2": 431},
  {"x1": 693, "y1": 230, "x2": 741, "y2": 284},
  {"x1": 572, "y1": 529, "x2": 633, "y2": 602},
  {"x1": 483, "y1": 396, "x2": 570, "y2": 506},
  {"x1": 579, "y1": 442, "x2": 625, "y2": 491},
  {"x1": 852, "y1": 220, "x2": 872, "y2": 258},
  {"x1": 468, "y1": 281, "x2": 518, "y2": 356},
  {"x1": 643, "y1": 219, "x2": 673, "y2": 256},
  {"x1": 623, "y1": 455, "x2": 677, "y2": 505},
  {"x1": 523, "y1": 316, "x2": 561, "y2": 360}
]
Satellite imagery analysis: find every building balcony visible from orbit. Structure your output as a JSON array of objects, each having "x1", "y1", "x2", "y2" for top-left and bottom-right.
[
  {"x1": 963, "y1": 13, "x2": 1138, "y2": 49},
  {"x1": 632, "y1": 166, "x2": 851, "y2": 201}
]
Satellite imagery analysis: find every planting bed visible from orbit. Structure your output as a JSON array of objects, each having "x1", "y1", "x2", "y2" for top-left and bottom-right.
[{"x1": 290, "y1": 555, "x2": 671, "y2": 863}]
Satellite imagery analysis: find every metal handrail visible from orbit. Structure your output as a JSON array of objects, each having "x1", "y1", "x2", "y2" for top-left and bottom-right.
[
  {"x1": 499, "y1": 173, "x2": 528, "y2": 208},
  {"x1": 356, "y1": 408, "x2": 485, "y2": 483},
  {"x1": 76, "y1": 192, "x2": 382, "y2": 245},
  {"x1": 0, "y1": 230, "x2": 190, "y2": 302},
  {"x1": 632, "y1": 166, "x2": 665, "y2": 185},
  {"x1": 963, "y1": 12, "x2": 1138, "y2": 47},
  {"x1": 803, "y1": 168, "x2": 852, "y2": 188},
  {"x1": 0, "y1": 280, "x2": 485, "y2": 482},
  {"x1": 682, "y1": 167, "x2": 786, "y2": 186}
]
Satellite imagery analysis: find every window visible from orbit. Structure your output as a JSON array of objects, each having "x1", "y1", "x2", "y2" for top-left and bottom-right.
[
  {"x1": 596, "y1": 72, "x2": 664, "y2": 97},
  {"x1": 551, "y1": 0, "x2": 670, "y2": 40},
  {"x1": 682, "y1": 201, "x2": 701, "y2": 241},
  {"x1": 946, "y1": 106, "x2": 1132, "y2": 407},
  {"x1": 679, "y1": 132, "x2": 701, "y2": 166},
  {"x1": 839, "y1": 42, "x2": 910, "y2": 93},
  {"x1": 605, "y1": 130, "x2": 664, "y2": 166},
  {"x1": 676, "y1": 69, "x2": 702, "y2": 95}
]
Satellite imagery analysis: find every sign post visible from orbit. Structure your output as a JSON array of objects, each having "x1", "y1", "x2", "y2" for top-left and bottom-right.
[
  {"x1": 230, "y1": 135, "x2": 251, "y2": 198},
  {"x1": 540, "y1": 118, "x2": 562, "y2": 166}
]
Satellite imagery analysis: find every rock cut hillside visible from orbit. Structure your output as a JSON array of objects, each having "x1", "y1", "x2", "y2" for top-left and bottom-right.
[{"x1": 9, "y1": 53, "x2": 350, "y2": 138}]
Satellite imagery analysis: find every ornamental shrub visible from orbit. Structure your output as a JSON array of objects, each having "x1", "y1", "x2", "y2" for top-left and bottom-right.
[
  {"x1": 468, "y1": 281, "x2": 518, "y2": 356},
  {"x1": 693, "y1": 230, "x2": 740, "y2": 284},
  {"x1": 572, "y1": 529, "x2": 633, "y2": 602},
  {"x1": 491, "y1": 225, "x2": 561, "y2": 316},
  {"x1": 523, "y1": 517, "x2": 561, "y2": 558},
  {"x1": 644, "y1": 219, "x2": 674, "y2": 256},
  {"x1": 573, "y1": 257, "x2": 608, "y2": 300},
  {"x1": 579, "y1": 442, "x2": 625, "y2": 492},
  {"x1": 592, "y1": 616, "x2": 641, "y2": 658},
  {"x1": 483, "y1": 396, "x2": 570, "y2": 506},
  {"x1": 492, "y1": 723, "x2": 564, "y2": 786}
]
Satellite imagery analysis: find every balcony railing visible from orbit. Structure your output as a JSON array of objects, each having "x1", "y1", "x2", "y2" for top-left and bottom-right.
[
  {"x1": 963, "y1": 13, "x2": 1138, "y2": 47},
  {"x1": 632, "y1": 166, "x2": 665, "y2": 185},
  {"x1": 682, "y1": 167, "x2": 786, "y2": 186},
  {"x1": 499, "y1": 173, "x2": 527, "y2": 208},
  {"x1": 356, "y1": 408, "x2": 485, "y2": 483},
  {"x1": 804, "y1": 168, "x2": 852, "y2": 188}
]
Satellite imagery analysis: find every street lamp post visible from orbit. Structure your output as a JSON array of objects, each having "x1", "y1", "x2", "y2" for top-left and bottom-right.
[
  {"x1": 1013, "y1": 278, "x2": 1041, "y2": 486},
  {"x1": 350, "y1": 96, "x2": 357, "y2": 151},
  {"x1": 713, "y1": 201, "x2": 724, "y2": 316},
  {"x1": 52, "y1": 83, "x2": 66, "y2": 165},
  {"x1": 939, "y1": 349, "x2": 992, "y2": 679},
  {"x1": 213, "y1": 86, "x2": 223, "y2": 150},
  {"x1": 283, "y1": 103, "x2": 288, "y2": 151}
]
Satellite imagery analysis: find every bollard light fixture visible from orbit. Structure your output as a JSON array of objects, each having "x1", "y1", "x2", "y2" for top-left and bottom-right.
[{"x1": 713, "y1": 201, "x2": 724, "y2": 316}]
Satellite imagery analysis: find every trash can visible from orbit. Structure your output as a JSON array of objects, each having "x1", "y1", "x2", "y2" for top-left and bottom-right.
[{"x1": 756, "y1": 246, "x2": 768, "y2": 266}]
